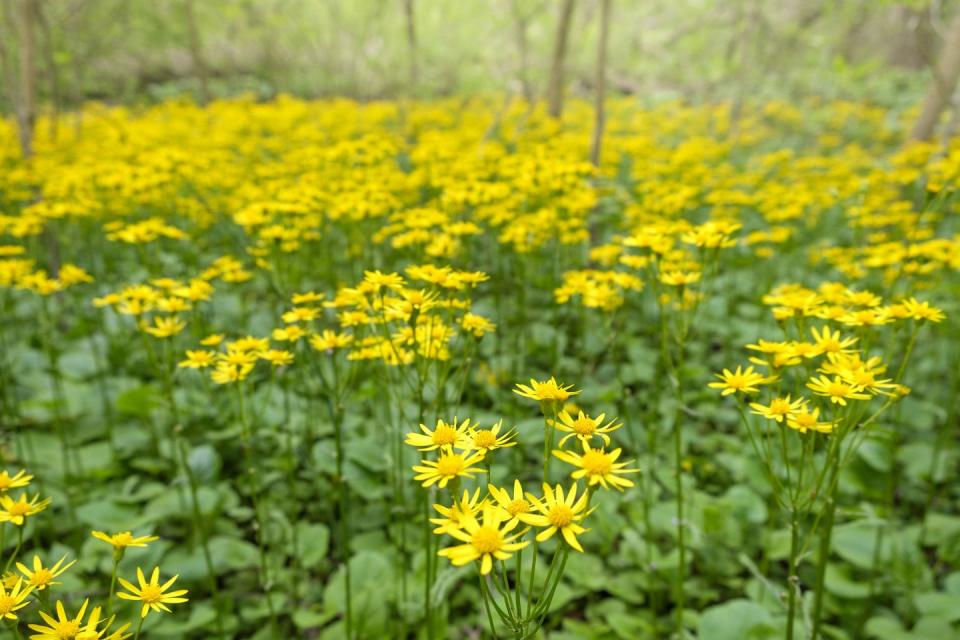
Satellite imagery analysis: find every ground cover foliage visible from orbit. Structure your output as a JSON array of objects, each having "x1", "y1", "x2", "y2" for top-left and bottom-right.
[{"x1": 0, "y1": 96, "x2": 958, "y2": 639}]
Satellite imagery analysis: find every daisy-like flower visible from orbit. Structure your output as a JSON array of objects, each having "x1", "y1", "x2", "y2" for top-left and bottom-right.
[
  {"x1": 487, "y1": 480, "x2": 537, "y2": 528},
  {"x1": 552, "y1": 442, "x2": 640, "y2": 491},
  {"x1": 281, "y1": 306, "x2": 320, "y2": 324},
  {"x1": 437, "y1": 504, "x2": 529, "y2": 575},
  {"x1": 513, "y1": 377, "x2": 580, "y2": 406},
  {"x1": 658, "y1": 270, "x2": 701, "y2": 286},
  {"x1": 900, "y1": 297, "x2": 945, "y2": 323},
  {"x1": 806, "y1": 375, "x2": 871, "y2": 406},
  {"x1": 199, "y1": 334, "x2": 225, "y2": 346},
  {"x1": 405, "y1": 418, "x2": 473, "y2": 452},
  {"x1": 292, "y1": 291, "x2": 325, "y2": 305},
  {"x1": 0, "y1": 577, "x2": 32, "y2": 620},
  {"x1": 117, "y1": 567, "x2": 189, "y2": 619},
  {"x1": 554, "y1": 410, "x2": 622, "y2": 447},
  {"x1": 16, "y1": 554, "x2": 76, "y2": 591},
  {"x1": 810, "y1": 326, "x2": 857, "y2": 356},
  {"x1": 272, "y1": 326, "x2": 307, "y2": 342},
  {"x1": 28, "y1": 599, "x2": 106, "y2": 638},
  {"x1": 363, "y1": 270, "x2": 405, "y2": 292},
  {"x1": 786, "y1": 407, "x2": 835, "y2": 434},
  {"x1": 259, "y1": 349, "x2": 294, "y2": 367},
  {"x1": 525, "y1": 483, "x2": 593, "y2": 552},
  {"x1": 142, "y1": 315, "x2": 186, "y2": 338},
  {"x1": 0, "y1": 470, "x2": 32, "y2": 493},
  {"x1": 309, "y1": 330, "x2": 354, "y2": 352},
  {"x1": 430, "y1": 488, "x2": 485, "y2": 534},
  {"x1": 460, "y1": 313, "x2": 496, "y2": 338},
  {"x1": 0, "y1": 493, "x2": 51, "y2": 525},
  {"x1": 91, "y1": 531, "x2": 159, "y2": 550},
  {"x1": 749, "y1": 395, "x2": 805, "y2": 423},
  {"x1": 177, "y1": 350, "x2": 216, "y2": 369},
  {"x1": 412, "y1": 448, "x2": 486, "y2": 488},
  {"x1": 708, "y1": 366, "x2": 769, "y2": 396},
  {"x1": 464, "y1": 420, "x2": 517, "y2": 454}
]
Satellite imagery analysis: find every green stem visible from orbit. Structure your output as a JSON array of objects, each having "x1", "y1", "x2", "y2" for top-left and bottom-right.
[
  {"x1": 133, "y1": 615, "x2": 144, "y2": 640},
  {"x1": 786, "y1": 510, "x2": 800, "y2": 640}
]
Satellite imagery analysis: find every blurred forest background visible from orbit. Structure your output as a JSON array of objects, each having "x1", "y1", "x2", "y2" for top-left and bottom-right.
[{"x1": 2, "y1": 0, "x2": 960, "y2": 146}]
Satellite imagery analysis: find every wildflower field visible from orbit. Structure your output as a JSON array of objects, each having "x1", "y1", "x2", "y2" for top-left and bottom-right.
[{"x1": 0, "y1": 96, "x2": 958, "y2": 640}]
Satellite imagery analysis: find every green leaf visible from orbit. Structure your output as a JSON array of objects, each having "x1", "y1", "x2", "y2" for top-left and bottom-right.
[
  {"x1": 698, "y1": 599, "x2": 777, "y2": 640},
  {"x1": 914, "y1": 592, "x2": 960, "y2": 623},
  {"x1": 296, "y1": 522, "x2": 330, "y2": 569}
]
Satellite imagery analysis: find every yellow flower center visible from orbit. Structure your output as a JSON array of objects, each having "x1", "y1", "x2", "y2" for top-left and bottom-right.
[
  {"x1": 548, "y1": 504, "x2": 575, "y2": 528},
  {"x1": 113, "y1": 533, "x2": 134, "y2": 547},
  {"x1": 827, "y1": 382, "x2": 849, "y2": 397},
  {"x1": 30, "y1": 568, "x2": 53, "y2": 587},
  {"x1": 473, "y1": 430, "x2": 497, "y2": 449},
  {"x1": 0, "y1": 594, "x2": 16, "y2": 614},
  {"x1": 435, "y1": 454, "x2": 465, "y2": 478},
  {"x1": 53, "y1": 619, "x2": 81, "y2": 638},
  {"x1": 7, "y1": 503, "x2": 29, "y2": 517},
  {"x1": 571, "y1": 417, "x2": 596, "y2": 435},
  {"x1": 581, "y1": 450, "x2": 613, "y2": 476},
  {"x1": 506, "y1": 499, "x2": 529, "y2": 516},
  {"x1": 768, "y1": 399, "x2": 792, "y2": 416},
  {"x1": 471, "y1": 526, "x2": 503, "y2": 554},
  {"x1": 432, "y1": 424, "x2": 458, "y2": 447},
  {"x1": 139, "y1": 584, "x2": 164, "y2": 605}
]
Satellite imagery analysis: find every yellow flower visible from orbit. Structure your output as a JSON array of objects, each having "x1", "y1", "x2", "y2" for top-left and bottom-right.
[
  {"x1": 0, "y1": 577, "x2": 32, "y2": 620},
  {"x1": 117, "y1": 567, "x2": 189, "y2": 619},
  {"x1": 708, "y1": 366, "x2": 769, "y2": 395},
  {"x1": 487, "y1": 480, "x2": 537, "y2": 528},
  {"x1": 786, "y1": 408, "x2": 835, "y2": 434},
  {"x1": 749, "y1": 396, "x2": 805, "y2": 423},
  {"x1": 460, "y1": 312, "x2": 496, "y2": 338},
  {"x1": 259, "y1": 349, "x2": 294, "y2": 367},
  {"x1": 363, "y1": 270, "x2": 405, "y2": 291},
  {"x1": 200, "y1": 334, "x2": 225, "y2": 346},
  {"x1": 513, "y1": 377, "x2": 580, "y2": 405},
  {"x1": 28, "y1": 599, "x2": 108, "y2": 638},
  {"x1": 658, "y1": 270, "x2": 701, "y2": 286},
  {"x1": 0, "y1": 493, "x2": 51, "y2": 525},
  {"x1": 430, "y1": 488, "x2": 485, "y2": 534},
  {"x1": 464, "y1": 420, "x2": 517, "y2": 454},
  {"x1": 405, "y1": 418, "x2": 473, "y2": 452},
  {"x1": 412, "y1": 448, "x2": 486, "y2": 488},
  {"x1": 554, "y1": 410, "x2": 622, "y2": 447},
  {"x1": 810, "y1": 326, "x2": 857, "y2": 355},
  {"x1": 16, "y1": 554, "x2": 76, "y2": 591},
  {"x1": 552, "y1": 442, "x2": 639, "y2": 491},
  {"x1": 437, "y1": 504, "x2": 529, "y2": 575},
  {"x1": 899, "y1": 297, "x2": 945, "y2": 323},
  {"x1": 142, "y1": 315, "x2": 186, "y2": 338},
  {"x1": 91, "y1": 531, "x2": 159, "y2": 550},
  {"x1": 281, "y1": 306, "x2": 320, "y2": 324},
  {"x1": 177, "y1": 350, "x2": 216, "y2": 369},
  {"x1": 309, "y1": 330, "x2": 354, "y2": 352},
  {"x1": 272, "y1": 326, "x2": 308, "y2": 342},
  {"x1": 0, "y1": 470, "x2": 32, "y2": 493},
  {"x1": 525, "y1": 483, "x2": 592, "y2": 552},
  {"x1": 291, "y1": 291, "x2": 325, "y2": 304},
  {"x1": 806, "y1": 375, "x2": 871, "y2": 406}
]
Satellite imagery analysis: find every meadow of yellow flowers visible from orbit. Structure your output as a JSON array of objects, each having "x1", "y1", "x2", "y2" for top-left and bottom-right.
[{"x1": 0, "y1": 96, "x2": 957, "y2": 639}]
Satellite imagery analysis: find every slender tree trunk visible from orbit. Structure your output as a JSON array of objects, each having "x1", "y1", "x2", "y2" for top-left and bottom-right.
[
  {"x1": 15, "y1": 0, "x2": 36, "y2": 158},
  {"x1": 911, "y1": 12, "x2": 960, "y2": 141},
  {"x1": 34, "y1": 0, "x2": 61, "y2": 141},
  {"x1": 510, "y1": 0, "x2": 534, "y2": 103},
  {"x1": 403, "y1": 0, "x2": 417, "y2": 90},
  {"x1": 184, "y1": 0, "x2": 210, "y2": 104},
  {"x1": 590, "y1": 0, "x2": 611, "y2": 166},
  {"x1": 546, "y1": 0, "x2": 576, "y2": 119}
]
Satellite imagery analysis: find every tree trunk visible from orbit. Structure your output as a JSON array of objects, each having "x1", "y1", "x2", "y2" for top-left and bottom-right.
[
  {"x1": 546, "y1": 0, "x2": 576, "y2": 119},
  {"x1": 184, "y1": 0, "x2": 210, "y2": 104},
  {"x1": 403, "y1": 0, "x2": 417, "y2": 90},
  {"x1": 911, "y1": 12, "x2": 960, "y2": 141},
  {"x1": 15, "y1": 0, "x2": 36, "y2": 158},
  {"x1": 589, "y1": 0, "x2": 610, "y2": 166},
  {"x1": 510, "y1": 0, "x2": 534, "y2": 104},
  {"x1": 34, "y1": 0, "x2": 61, "y2": 141}
]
